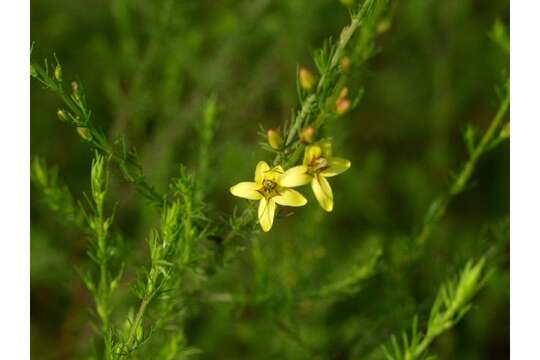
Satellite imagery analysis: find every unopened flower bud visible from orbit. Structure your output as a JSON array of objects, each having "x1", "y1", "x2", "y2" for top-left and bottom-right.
[
  {"x1": 336, "y1": 98, "x2": 351, "y2": 115},
  {"x1": 57, "y1": 109, "x2": 68, "y2": 122},
  {"x1": 267, "y1": 128, "x2": 283, "y2": 149},
  {"x1": 77, "y1": 127, "x2": 92, "y2": 141},
  {"x1": 340, "y1": 56, "x2": 352, "y2": 71},
  {"x1": 54, "y1": 65, "x2": 62, "y2": 81},
  {"x1": 339, "y1": 87, "x2": 349, "y2": 99},
  {"x1": 299, "y1": 67, "x2": 316, "y2": 92},
  {"x1": 71, "y1": 81, "x2": 79, "y2": 94},
  {"x1": 377, "y1": 19, "x2": 391, "y2": 34},
  {"x1": 300, "y1": 126, "x2": 316, "y2": 144}
]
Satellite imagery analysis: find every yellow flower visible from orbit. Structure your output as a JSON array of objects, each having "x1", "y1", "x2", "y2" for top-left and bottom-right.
[
  {"x1": 280, "y1": 141, "x2": 350, "y2": 212},
  {"x1": 230, "y1": 161, "x2": 307, "y2": 232}
]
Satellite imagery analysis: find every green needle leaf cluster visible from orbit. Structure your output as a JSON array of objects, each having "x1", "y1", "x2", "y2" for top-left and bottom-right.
[
  {"x1": 382, "y1": 258, "x2": 490, "y2": 360},
  {"x1": 30, "y1": 1, "x2": 509, "y2": 359}
]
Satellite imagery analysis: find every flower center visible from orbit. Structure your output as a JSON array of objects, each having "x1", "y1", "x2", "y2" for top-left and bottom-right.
[
  {"x1": 309, "y1": 157, "x2": 328, "y2": 173},
  {"x1": 261, "y1": 179, "x2": 279, "y2": 198}
]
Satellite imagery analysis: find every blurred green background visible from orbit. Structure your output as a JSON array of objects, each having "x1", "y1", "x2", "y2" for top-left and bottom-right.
[{"x1": 31, "y1": 0, "x2": 509, "y2": 359}]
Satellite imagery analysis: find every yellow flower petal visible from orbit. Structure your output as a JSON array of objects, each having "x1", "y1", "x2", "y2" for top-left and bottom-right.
[
  {"x1": 230, "y1": 182, "x2": 262, "y2": 200},
  {"x1": 303, "y1": 145, "x2": 322, "y2": 166},
  {"x1": 274, "y1": 165, "x2": 285, "y2": 174},
  {"x1": 258, "y1": 198, "x2": 276, "y2": 232},
  {"x1": 312, "y1": 175, "x2": 333, "y2": 212},
  {"x1": 280, "y1": 165, "x2": 312, "y2": 187},
  {"x1": 321, "y1": 157, "x2": 351, "y2": 177},
  {"x1": 274, "y1": 189, "x2": 307, "y2": 207},
  {"x1": 262, "y1": 166, "x2": 284, "y2": 184},
  {"x1": 255, "y1": 161, "x2": 270, "y2": 184}
]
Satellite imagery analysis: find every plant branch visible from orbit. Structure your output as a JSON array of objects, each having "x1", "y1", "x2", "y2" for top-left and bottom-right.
[
  {"x1": 414, "y1": 89, "x2": 509, "y2": 247},
  {"x1": 223, "y1": 0, "x2": 388, "y2": 242},
  {"x1": 30, "y1": 59, "x2": 165, "y2": 207}
]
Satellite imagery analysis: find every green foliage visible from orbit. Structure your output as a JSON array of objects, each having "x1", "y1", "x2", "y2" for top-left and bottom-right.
[
  {"x1": 30, "y1": 0, "x2": 509, "y2": 359},
  {"x1": 31, "y1": 157, "x2": 85, "y2": 229},
  {"x1": 413, "y1": 88, "x2": 509, "y2": 250},
  {"x1": 81, "y1": 154, "x2": 121, "y2": 359},
  {"x1": 309, "y1": 247, "x2": 381, "y2": 299},
  {"x1": 31, "y1": 55, "x2": 164, "y2": 207},
  {"x1": 382, "y1": 259, "x2": 489, "y2": 360}
]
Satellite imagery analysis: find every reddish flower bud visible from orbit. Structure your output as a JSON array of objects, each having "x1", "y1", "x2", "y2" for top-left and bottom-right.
[
  {"x1": 336, "y1": 98, "x2": 351, "y2": 115},
  {"x1": 300, "y1": 126, "x2": 316, "y2": 144}
]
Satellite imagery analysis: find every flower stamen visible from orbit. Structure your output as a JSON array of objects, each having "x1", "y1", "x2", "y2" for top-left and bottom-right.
[
  {"x1": 261, "y1": 179, "x2": 280, "y2": 198},
  {"x1": 311, "y1": 157, "x2": 328, "y2": 172}
]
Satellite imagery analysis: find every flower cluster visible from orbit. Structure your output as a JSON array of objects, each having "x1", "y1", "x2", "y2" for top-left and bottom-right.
[{"x1": 230, "y1": 140, "x2": 350, "y2": 232}]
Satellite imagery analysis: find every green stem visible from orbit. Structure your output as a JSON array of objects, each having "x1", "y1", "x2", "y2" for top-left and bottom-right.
[
  {"x1": 285, "y1": 95, "x2": 316, "y2": 146},
  {"x1": 409, "y1": 305, "x2": 458, "y2": 359},
  {"x1": 31, "y1": 62, "x2": 165, "y2": 208},
  {"x1": 415, "y1": 92, "x2": 509, "y2": 247},
  {"x1": 181, "y1": 196, "x2": 193, "y2": 266},
  {"x1": 450, "y1": 95, "x2": 510, "y2": 195},
  {"x1": 223, "y1": 8, "x2": 370, "y2": 242},
  {"x1": 126, "y1": 297, "x2": 151, "y2": 349},
  {"x1": 94, "y1": 193, "x2": 113, "y2": 359},
  {"x1": 126, "y1": 270, "x2": 158, "y2": 350},
  {"x1": 317, "y1": 17, "x2": 360, "y2": 93}
]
